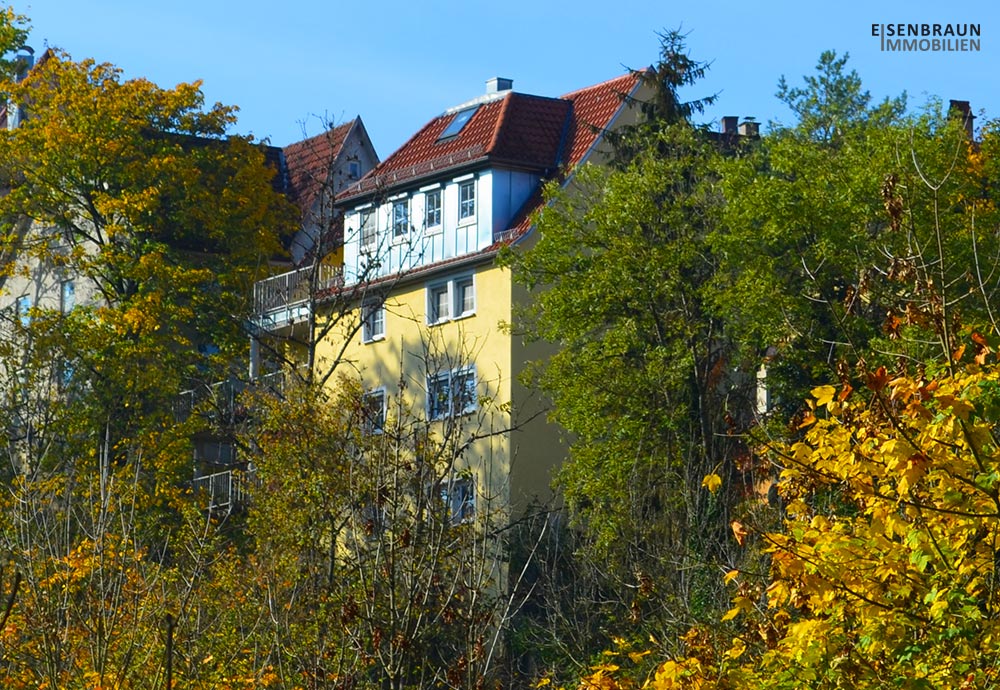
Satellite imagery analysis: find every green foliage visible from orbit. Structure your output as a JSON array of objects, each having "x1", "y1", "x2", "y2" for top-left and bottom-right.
[
  {"x1": 0, "y1": 6, "x2": 28, "y2": 80},
  {"x1": 775, "y1": 50, "x2": 905, "y2": 141},
  {"x1": 607, "y1": 29, "x2": 717, "y2": 163},
  {"x1": 0, "y1": 46, "x2": 293, "y2": 687},
  {"x1": 503, "y1": 120, "x2": 750, "y2": 676}
]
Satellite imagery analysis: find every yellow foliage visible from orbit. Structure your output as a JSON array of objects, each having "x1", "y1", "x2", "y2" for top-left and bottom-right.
[
  {"x1": 701, "y1": 473, "x2": 722, "y2": 493},
  {"x1": 617, "y1": 358, "x2": 1000, "y2": 689}
]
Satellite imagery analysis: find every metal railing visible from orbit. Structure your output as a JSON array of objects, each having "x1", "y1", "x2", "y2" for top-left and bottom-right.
[
  {"x1": 253, "y1": 263, "x2": 344, "y2": 318},
  {"x1": 192, "y1": 468, "x2": 251, "y2": 512},
  {"x1": 176, "y1": 378, "x2": 246, "y2": 424}
]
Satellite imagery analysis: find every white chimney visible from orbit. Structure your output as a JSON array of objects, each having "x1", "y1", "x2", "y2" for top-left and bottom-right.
[{"x1": 486, "y1": 77, "x2": 513, "y2": 94}]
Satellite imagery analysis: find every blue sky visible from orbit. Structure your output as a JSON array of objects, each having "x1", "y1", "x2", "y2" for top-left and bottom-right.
[{"x1": 23, "y1": 1, "x2": 998, "y2": 158}]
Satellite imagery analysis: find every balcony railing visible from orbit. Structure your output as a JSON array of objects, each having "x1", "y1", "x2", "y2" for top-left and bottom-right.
[
  {"x1": 192, "y1": 468, "x2": 251, "y2": 512},
  {"x1": 176, "y1": 378, "x2": 246, "y2": 425},
  {"x1": 253, "y1": 264, "x2": 343, "y2": 330},
  {"x1": 177, "y1": 372, "x2": 292, "y2": 424}
]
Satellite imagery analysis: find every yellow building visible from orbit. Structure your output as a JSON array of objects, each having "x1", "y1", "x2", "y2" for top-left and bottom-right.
[{"x1": 255, "y1": 72, "x2": 649, "y2": 518}]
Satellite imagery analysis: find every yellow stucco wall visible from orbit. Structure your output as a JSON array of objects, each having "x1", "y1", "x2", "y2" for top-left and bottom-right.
[{"x1": 314, "y1": 259, "x2": 522, "y2": 513}]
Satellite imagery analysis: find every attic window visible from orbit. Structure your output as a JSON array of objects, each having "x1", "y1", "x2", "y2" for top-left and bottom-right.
[{"x1": 438, "y1": 106, "x2": 479, "y2": 141}]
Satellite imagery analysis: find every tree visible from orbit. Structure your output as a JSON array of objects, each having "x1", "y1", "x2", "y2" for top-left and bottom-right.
[
  {"x1": 645, "y1": 353, "x2": 1000, "y2": 689},
  {"x1": 0, "y1": 48, "x2": 295, "y2": 686},
  {"x1": 605, "y1": 29, "x2": 717, "y2": 164},
  {"x1": 713, "y1": 52, "x2": 997, "y2": 417},
  {"x1": 209, "y1": 364, "x2": 537, "y2": 689},
  {"x1": 502, "y1": 105, "x2": 750, "y2": 682},
  {"x1": 580, "y1": 57, "x2": 1000, "y2": 690}
]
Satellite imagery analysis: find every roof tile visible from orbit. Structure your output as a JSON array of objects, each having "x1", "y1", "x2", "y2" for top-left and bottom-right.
[
  {"x1": 340, "y1": 93, "x2": 571, "y2": 200},
  {"x1": 283, "y1": 120, "x2": 355, "y2": 215}
]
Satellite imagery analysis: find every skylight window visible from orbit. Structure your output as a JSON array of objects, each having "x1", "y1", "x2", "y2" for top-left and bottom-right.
[{"x1": 438, "y1": 106, "x2": 479, "y2": 141}]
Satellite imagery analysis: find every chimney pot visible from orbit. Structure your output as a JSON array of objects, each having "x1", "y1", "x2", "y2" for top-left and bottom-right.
[
  {"x1": 738, "y1": 121, "x2": 759, "y2": 137},
  {"x1": 721, "y1": 116, "x2": 738, "y2": 134}
]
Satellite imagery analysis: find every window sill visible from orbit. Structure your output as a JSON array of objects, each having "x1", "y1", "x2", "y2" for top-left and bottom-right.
[
  {"x1": 429, "y1": 409, "x2": 477, "y2": 422},
  {"x1": 362, "y1": 335, "x2": 386, "y2": 345},
  {"x1": 457, "y1": 217, "x2": 477, "y2": 228}
]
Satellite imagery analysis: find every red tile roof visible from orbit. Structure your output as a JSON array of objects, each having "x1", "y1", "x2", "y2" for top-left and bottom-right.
[
  {"x1": 498, "y1": 70, "x2": 645, "y2": 242},
  {"x1": 339, "y1": 71, "x2": 643, "y2": 207},
  {"x1": 560, "y1": 71, "x2": 644, "y2": 170},
  {"x1": 318, "y1": 72, "x2": 647, "y2": 304},
  {"x1": 339, "y1": 94, "x2": 571, "y2": 200},
  {"x1": 283, "y1": 119, "x2": 356, "y2": 216}
]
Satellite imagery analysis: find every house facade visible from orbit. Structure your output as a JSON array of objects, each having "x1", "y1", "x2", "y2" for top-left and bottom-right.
[{"x1": 295, "y1": 72, "x2": 651, "y2": 517}]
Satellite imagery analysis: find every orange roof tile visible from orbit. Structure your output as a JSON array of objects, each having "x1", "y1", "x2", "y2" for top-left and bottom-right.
[
  {"x1": 340, "y1": 93, "x2": 571, "y2": 200},
  {"x1": 334, "y1": 70, "x2": 644, "y2": 249},
  {"x1": 498, "y1": 71, "x2": 645, "y2": 243},
  {"x1": 560, "y1": 71, "x2": 643, "y2": 169},
  {"x1": 283, "y1": 120, "x2": 355, "y2": 215}
]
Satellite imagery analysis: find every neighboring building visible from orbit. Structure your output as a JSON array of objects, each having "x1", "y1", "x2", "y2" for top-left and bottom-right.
[
  {"x1": 192, "y1": 119, "x2": 379, "y2": 508},
  {"x1": 279, "y1": 118, "x2": 379, "y2": 267},
  {"x1": 278, "y1": 72, "x2": 652, "y2": 517},
  {"x1": 250, "y1": 119, "x2": 379, "y2": 370}
]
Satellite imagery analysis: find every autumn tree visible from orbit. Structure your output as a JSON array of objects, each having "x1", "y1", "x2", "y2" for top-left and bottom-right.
[
  {"x1": 195, "y1": 361, "x2": 535, "y2": 690},
  {"x1": 0, "y1": 47, "x2": 295, "y2": 687},
  {"x1": 578, "y1": 57, "x2": 1000, "y2": 690}
]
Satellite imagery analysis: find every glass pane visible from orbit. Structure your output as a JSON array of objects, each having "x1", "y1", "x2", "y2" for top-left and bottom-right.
[
  {"x1": 425, "y1": 191, "x2": 441, "y2": 228},
  {"x1": 459, "y1": 181, "x2": 475, "y2": 219},
  {"x1": 61, "y1": 281, "x2": 75, "y2": 313},
  {"x1": 393, "y1": 200, "x2": 408, "y2": 237},
  {"x1": 438, "y1": 106, "x2": 479, "y2": 140},
  {"x1": 457, "y1": 279, "x2": 474, "y2": 314},
  {"x1": 361, "y1": 211, "x2": 375, "y2": 246},
  {"x1": 431, "y1": 286, "x2": 449, "y2": 322}
]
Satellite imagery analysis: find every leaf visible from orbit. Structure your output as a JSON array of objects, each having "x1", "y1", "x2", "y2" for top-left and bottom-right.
[
  {"x1": 866, "y1": 366, "x2": 888, "y2": 392},
  {"x1": 702, "y1": 473, "x2": 722, "y2": 493},
  {"x1": 731, "y1": 520, "x2": 749, "y2": 547},
  {"x1": 628, "y1": 650, "x2": 651, "y2": 663},
  {"x1": 811, "y1": 385, "x2": 836, "y2": 407}
]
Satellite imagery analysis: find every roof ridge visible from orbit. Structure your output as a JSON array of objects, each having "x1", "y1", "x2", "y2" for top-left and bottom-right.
[
  {"x1": 283, "y1": 118, "x2": 356, "y2": 152},
  {"x1": 560, "y1": 70, "x2": 643, "y2": 99}
]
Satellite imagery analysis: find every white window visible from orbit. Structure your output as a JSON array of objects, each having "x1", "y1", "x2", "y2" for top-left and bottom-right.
[
  {"x1": 428, "y1": 283, "x2": 450, "y2": 324},
  {"x1": 459, "y1": 180, "x2": 476, "y2": 221},
  {"x1": 425, "y1": 189, "x2": 442, "y2": 230},
  {"x1": 454, "y1": 276, "x2": 475, "y2": 318},
  {"x1": 426, "y1": 274, "x2": 475, "y2": 325},
  {"x1": 60, "y1": 280, "x2": 75, "y2": 313},
  {"x1": 362, "y1": 300, "x2": 385, "y2": 342},
  {"x1": 427, "y1": 366, "x2": 477, "y2": 420},
  {"x1": 15, "y1": 295, "x2": 30, "y2": 326},
  {"x1": 362, "y1": 388, "x2": 386, "y2": 434},
  {"x1": 59, "y1": 359, "x2": 74, "y2": 390},
  {"x1": 360, "y1": 210, "x2": 376, "y2": 247},
  {"x1": 392, "y1": 199, "x2": 409, "y2": 239},
  {"x1": 440, "y1": 477, "x2": 475, "y2": 524}
]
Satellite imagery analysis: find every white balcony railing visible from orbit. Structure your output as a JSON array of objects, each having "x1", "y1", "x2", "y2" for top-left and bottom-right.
[
  {"x1": 192, "y1": 468, "x2": 251, "y2": 512},
  {"x1": 253, "y1": 264, "x2": 343, "y2": 330}
]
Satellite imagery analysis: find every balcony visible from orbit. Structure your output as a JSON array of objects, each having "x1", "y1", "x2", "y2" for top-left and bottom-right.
[
  {"x1": 192, "y1": 468, "x2": 252, "y2": 513},
  {"x1": 176, "y1": 378, "x2": 246, "y2": 426},
  {"x1": 253, "y1": 264, "x2": 343, "y2": 331}
]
